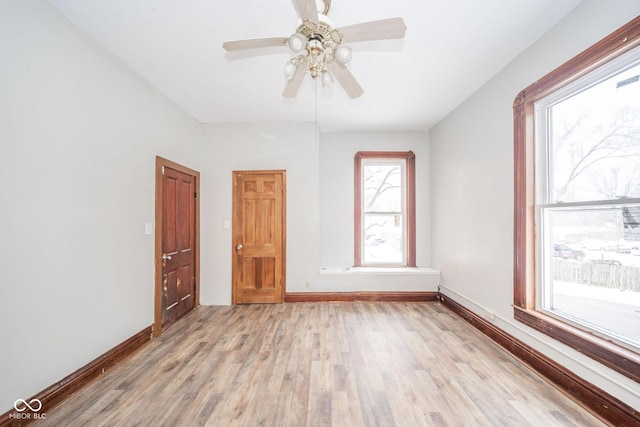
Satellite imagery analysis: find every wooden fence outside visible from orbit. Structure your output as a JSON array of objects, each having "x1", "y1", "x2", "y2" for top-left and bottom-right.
[{"x1": 554, "y1": 259, "x2": 640, "y2": 292}]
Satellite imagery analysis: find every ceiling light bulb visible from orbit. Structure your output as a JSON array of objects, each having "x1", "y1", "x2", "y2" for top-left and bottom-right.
[
  {"x1": 335, "y1": 44, "x2": 352, "y2": 64},
  {"x1": 321, "y1": 70, "x2": 334, "y2": 87},
  {"x1": 284, "y1": 60, "x2": 297, "y2": 80},
  {"x1": 288, "y1": 33, "x2": 306, "y2": 53}
]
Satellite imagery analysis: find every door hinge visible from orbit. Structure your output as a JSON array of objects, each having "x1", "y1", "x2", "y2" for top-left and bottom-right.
[
  {"x1": 194, "y1": 191, "x2": 197, "y2": 199},
  {"x1": 162, "y1": 165, "x2": 165, "y2": 175}
]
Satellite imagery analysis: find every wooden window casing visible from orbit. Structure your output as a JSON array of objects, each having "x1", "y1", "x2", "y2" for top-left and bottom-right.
[
  {"x1": 513, "y1": 17, "x2": 640, "y2": 382},
  {"x1": 354, "y1": 151, "x2": 416, "y2": 267}
]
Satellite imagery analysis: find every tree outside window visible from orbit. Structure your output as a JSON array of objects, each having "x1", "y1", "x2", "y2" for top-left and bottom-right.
[
  {"x1": 354, "y1": 151, "x2": 416, "y2": 267},
  {"x1": 513, "y1": 17, "x2": 640, "y2": 382}
]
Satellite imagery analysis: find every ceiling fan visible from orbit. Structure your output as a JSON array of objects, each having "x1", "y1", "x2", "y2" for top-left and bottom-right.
[{"x1": 222, "y1": 0, "x2": 406, "y2": 99}]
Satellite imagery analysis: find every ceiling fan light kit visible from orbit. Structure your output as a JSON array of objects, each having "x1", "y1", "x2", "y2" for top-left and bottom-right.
[
  {"x1": 222, "y1": 0, "x2": 406, "y2": 99},
  {"x1": 287, "y1": 32, "x2": 307, "y2": 52},
  {"x1": 321, "y1": 69, "x2": 334, "y2": 88},
  {"x1": 335, "y1": 44, "x2": 352, "y2": 64},
  {"x1": 286, "y1": 17, "x2": 343, "y2": 82},
  {"x1": 284, "y1": 60, "x2": 298, "y2": 79}
]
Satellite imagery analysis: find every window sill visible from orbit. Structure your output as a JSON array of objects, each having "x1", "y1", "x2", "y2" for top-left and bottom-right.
[
  {"x1": 319, "y1": 267, "x2": 440, "y2": 275},
  {"x1": 513, "y1": 306, "x2": 640, "y2": 383}
]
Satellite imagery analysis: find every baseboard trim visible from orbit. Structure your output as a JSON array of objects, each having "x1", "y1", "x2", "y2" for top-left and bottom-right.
[
  {"x1": 285, "y1": 291, "x2": 439, "y2": 302},
  {"x1": 439, "y1": 294, "x2": 640, "y2": 426},
  {"x1": 1, "y1": 326, "x2": 152, "y2": 427}
]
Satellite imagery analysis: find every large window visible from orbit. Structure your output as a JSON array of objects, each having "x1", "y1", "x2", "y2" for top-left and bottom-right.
[
  {"x1": 354, "y1": 151, "x2": 416, "y2": 267},
  {"x1": 514, "y1": 17, "x2": 640, "y2": 382}
]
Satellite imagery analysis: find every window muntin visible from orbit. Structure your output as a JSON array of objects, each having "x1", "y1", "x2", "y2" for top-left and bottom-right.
[
  {"x1": 534, "y1": 46, "x2": 640, "y2": 353},
  {"x1": 354, "y1": 151, "x2": 416, "y2": 267}
]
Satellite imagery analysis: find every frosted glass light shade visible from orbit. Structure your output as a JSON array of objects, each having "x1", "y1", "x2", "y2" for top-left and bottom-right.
[
  {"x1": 288, "y1": 33, "x2": 306, "y2": 53},
  {"x1": 321, "y1": 70, "x2": 334, "y2": 87},
  {"x1": 335, "y1": 44, "x2": 352, "y2": 64},
  {"x1": 284, "y1": 60, "x2": 297, "y2": 79}
]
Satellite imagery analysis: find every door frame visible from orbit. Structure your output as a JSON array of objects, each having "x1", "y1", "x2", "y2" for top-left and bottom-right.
[
  {"x1": 232, "y1": 170, "x2": 287, "y2": 304},
  {"x1": 154, "y1": 156, "x2": 200, "y2": 337}
]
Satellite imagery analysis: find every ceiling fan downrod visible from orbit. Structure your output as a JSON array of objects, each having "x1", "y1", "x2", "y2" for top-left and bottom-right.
[{"x1": 319, "y1": 0, "x2": 331, "y2": 15}]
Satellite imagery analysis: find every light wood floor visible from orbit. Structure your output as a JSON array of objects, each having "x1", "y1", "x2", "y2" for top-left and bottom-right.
[{"x1": 38, "y1": 303, "x2": 605, "y2": 426}]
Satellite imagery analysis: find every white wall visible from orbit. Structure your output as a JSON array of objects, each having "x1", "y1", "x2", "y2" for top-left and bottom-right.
[
  {"x1": 199, "y1": 127, "x2": 436, "y2": 304},
  {"x1": 430, "y1": 0, "x2": 640, "y2": 409},
  {"x1": 315, "y1": 131, "x2": 438, "y2": 292},
  {"x1": 319, "y1": 131, "x2": 430, "y2": 267},
  {"x1": 199, "y1": 123, "x2": 319, "y2": 304},
  {"x1": 0, "y1": 0, "x2": 202, "y2": 410}
]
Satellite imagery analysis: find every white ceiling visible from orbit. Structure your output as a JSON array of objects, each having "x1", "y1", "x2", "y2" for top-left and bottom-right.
[{"x1": 47, "y1": 0, "x2": 582, "y2": 132}]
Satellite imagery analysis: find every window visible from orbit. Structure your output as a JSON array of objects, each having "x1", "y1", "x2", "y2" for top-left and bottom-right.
[
  {"x1": 354, "y1": 151, "x2": 416, "y2": 267},
  {"x1": 514, "y1": 17, "x2": 640, "y2": 382}
]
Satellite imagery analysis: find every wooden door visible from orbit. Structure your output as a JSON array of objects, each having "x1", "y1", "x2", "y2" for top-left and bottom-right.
[
  {"x1": 155, "y1": 158, "x2": 199, "y2": 334},
  {"x1": 232, "y1": 170, "x2": 286, "y2": 304}
]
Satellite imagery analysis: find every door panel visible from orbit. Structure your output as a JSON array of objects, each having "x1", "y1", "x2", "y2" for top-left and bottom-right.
[
  {"x1": 243, "y1": 257, "x2": 275, "y2": 289},
  {"x1": 233, "y1": 171, "x2": 286, "y2": 304},
  {"x1": 162, "y1": 166, "x2": 196, "y2": 327}
]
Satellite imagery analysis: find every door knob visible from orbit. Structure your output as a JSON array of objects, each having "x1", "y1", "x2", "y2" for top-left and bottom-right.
[
  {"x1": 162, "y1": 254, "x2": 172, "y2": 260},
  {"x1": 236, "y1": 244, "x2": 243, "y2": 251}
]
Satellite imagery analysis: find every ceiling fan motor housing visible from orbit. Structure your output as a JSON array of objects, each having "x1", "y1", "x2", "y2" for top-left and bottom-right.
[{"x1": 291, "y1": 18, "x2": 344, "y2": 78}]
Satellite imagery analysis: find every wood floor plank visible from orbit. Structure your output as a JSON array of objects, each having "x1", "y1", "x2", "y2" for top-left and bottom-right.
[{"x1": 36, "y1": 303, "x2": 606, "y2": 427}]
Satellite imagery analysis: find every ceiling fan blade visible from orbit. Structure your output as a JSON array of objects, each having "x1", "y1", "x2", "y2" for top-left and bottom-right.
[
  {"x1": 293, "y1": 0, "x2": 318, "y2": 24},
  {"x1": 338, "y1": 17, "x2": 407, "y2": 43},
  {"x1": 282, "y1": 64, "x2": 306, "y2": 98},
  {"x1": 222, "y1": 37, "x2": 288, "y2": 52},
  {"x1": 327, "y1": 62, "x2": 364, "y2": 99}
]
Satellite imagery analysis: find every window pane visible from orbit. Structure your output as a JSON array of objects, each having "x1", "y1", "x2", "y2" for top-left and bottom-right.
[
  {"x1": 363, "y1": 214, "x2": 403, "y2": 264},
  {"x1": 542, "y1": 207, "x2": 640, "y2": 348},
  {"x1": 363, "y1": 163, "x2": 402, "y2": 212},
  {"x1": 548, "y1": 60, "x2": 640, "y2": 203}
]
